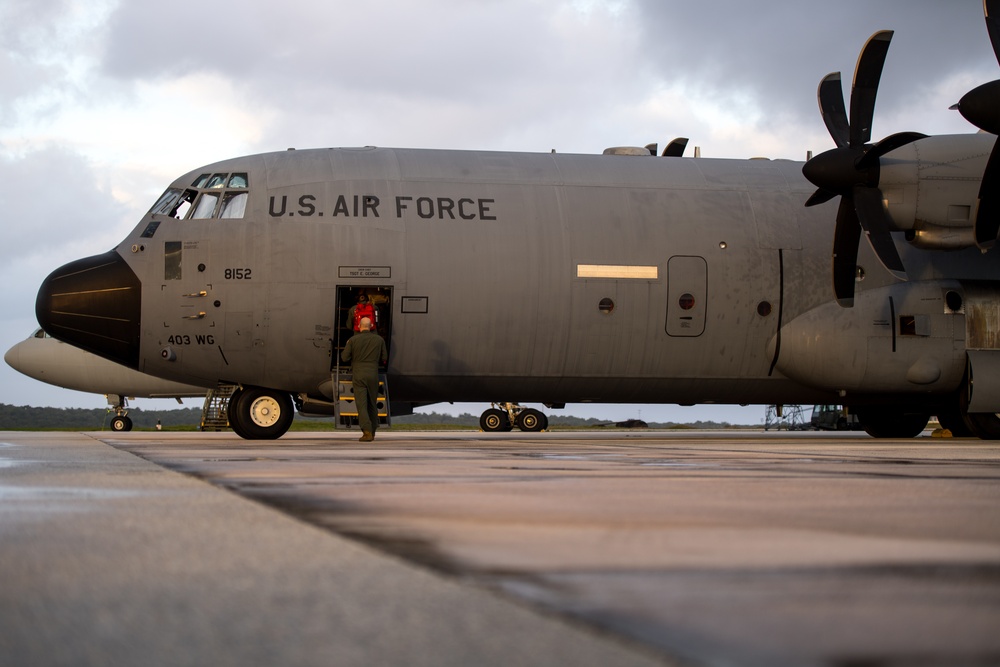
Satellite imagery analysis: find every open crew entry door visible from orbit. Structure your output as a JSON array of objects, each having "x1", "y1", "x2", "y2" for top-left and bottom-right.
[{"x1": 333, "y1": 285, "x2": 393, "y2": 429}]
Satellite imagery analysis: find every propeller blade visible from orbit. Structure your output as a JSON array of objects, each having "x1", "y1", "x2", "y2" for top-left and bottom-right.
[
  {"x1": 805, "y1": 188, "x2": 838, "y2": 207},
  {"x1": 853, "y1": 185, "x2": 907, "y2": 278},
  {"x1": 833, "y1": 197, "x2": 862, "y2": 307},
  {"x1": 976, "y1": 135, "x2": 1000, "y2": 248},
  {"x1": 644, "y1": 143, "x2": 658, "y2": 156},
  {"x1": 855, "y1": 131, "x2": 928, "y2": 170},
  {"x1": 818, "y1": 73, "x2": 850, "y2": 148},
  {"x1": 986, "y1": 0, "x2": 1000, "y2": 66},
  {"x1": 662, "y1": 137, "x2": 688, "y2": 157},
  {"x1": 850, "y1": 30, "x2": 894, "y2": 148}
]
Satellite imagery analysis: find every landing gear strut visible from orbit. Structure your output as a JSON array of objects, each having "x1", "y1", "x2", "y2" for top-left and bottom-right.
[
  {"x1": 107, "y1": 394, "x2": 133, "y2": 432},
  {"x1": 480, "y1": 402, "x2": 548, "y2": 432}
]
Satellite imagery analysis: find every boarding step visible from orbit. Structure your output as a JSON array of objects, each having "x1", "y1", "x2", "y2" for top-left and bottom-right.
[
  {"x1": 333, "y1": 372, "x2": 390, "y2": 429},
  {"x1": 200, "y1": 383, "x2": 238, "y2": 431}
]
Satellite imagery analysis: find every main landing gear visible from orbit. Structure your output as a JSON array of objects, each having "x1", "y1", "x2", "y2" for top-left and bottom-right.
[
  {"x1": 480, "y1": 402, "x2": 548, "y2": 432},
  {"x1": 227, "y1": 386, "x2": 295, "y2": 439},
  {"x1": 850, "y1": 371, "x2": 1000, "y2": 440}
]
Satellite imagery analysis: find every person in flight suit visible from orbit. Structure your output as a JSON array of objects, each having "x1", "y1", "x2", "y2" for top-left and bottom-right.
[
  {"x1": 346, "y1": 293, "x2": 377, "y2": 333},
  {"x1": 340, "y1": 317, "x2": 388, "y2": 442}
]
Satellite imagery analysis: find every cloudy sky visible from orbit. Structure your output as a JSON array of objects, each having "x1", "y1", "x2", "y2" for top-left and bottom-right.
[{"x1": 0, "y1": 0, "x2": 993, "y2": 424}]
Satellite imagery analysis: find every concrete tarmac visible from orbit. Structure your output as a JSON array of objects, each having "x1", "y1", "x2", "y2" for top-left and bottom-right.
[{"x1": 2, "y1": 429, "x2": 999, "y2": 667}]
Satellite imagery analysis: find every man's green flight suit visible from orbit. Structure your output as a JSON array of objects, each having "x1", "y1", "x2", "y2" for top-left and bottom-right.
[{"x1": 341, "y1": 325, "x2": 388, "y2": 441}]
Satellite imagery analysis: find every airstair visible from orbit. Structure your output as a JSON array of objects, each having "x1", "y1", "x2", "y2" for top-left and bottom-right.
[
  {"x1": 333, "y1": 370, "x2": 390, "y2": 429},
  {"x1": 200, "y1": 383, "x2": 237, "y2": 431}
]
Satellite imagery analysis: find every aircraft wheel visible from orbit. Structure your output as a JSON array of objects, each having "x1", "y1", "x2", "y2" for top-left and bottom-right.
[
  {"x1": 480, "y1": 408, "x2": 511, "y2": 432},
  {"x1": 110, "y1": 415, "x2": 133, "y2": 432},
  {"x1": 963, "y1": 412, "x2": 1000, "y2": 439},
  {"x1": 516, "y1": 408, "x2": 546, "y2": 432},
  {"x1": 957, "y1": 374, "x2": 1000, "y2": 440},
  {"x1": 227, "y1": 388, "x2": 247, "y2": 438},
  {"x1": 231, "y1": 387, "x2": 294, "y2": 440},
  {"x1": 936, "y1": 407, "x2": 974, "y2": 437},
  {"x1": 855, "y1": 407, "x2": 929, "y2": 438}
]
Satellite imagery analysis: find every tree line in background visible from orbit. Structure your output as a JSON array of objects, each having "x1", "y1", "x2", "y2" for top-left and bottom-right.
[{"x1": 0, "y1": 403, "x2": 745, "y2": 430}]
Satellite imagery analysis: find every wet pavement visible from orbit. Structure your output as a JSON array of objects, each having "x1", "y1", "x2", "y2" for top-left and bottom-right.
[{"x1": 3, "y1": 429, "x2": 1000, "y2": 666}]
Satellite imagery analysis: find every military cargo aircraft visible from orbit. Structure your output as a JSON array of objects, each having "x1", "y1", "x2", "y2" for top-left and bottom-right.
[
  {"x1": 4, "y1": 329, "x2": 211, "y2": 431},
  {"x1": 31, "y1": 4, "x2": 1000, "y2": 440}
]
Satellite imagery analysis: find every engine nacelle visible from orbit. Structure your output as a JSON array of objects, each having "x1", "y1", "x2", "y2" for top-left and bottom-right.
[
  {"x1": 879, "y1": 133, "x2": 994, "y2": 250},
  {"x1": 770, "y1": 281, "x2": 967, "y2": 396}
]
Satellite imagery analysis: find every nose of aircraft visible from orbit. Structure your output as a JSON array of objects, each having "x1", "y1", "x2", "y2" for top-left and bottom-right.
[
  {"x1": 35, "y1": 250, "x2": 142, "y2": 369},
  {"x1": 3, "y1": 341, "x2": 24, "y2": 373},
  {"x1": 4, "y1": 335, "x2": 49, "y2": 381}
]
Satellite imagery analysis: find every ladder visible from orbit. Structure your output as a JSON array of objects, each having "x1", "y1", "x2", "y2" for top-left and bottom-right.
[
  {"x1": 200, "y1": 383, "x2": 237, "y2": 431},
  {"x1": 334, "y1": 371, "x2": 390, "y2": 429}
]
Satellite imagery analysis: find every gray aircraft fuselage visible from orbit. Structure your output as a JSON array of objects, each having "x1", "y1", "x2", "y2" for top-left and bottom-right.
[{"x1": 34, "y1": 141, "x2": 999, "y2": 423}]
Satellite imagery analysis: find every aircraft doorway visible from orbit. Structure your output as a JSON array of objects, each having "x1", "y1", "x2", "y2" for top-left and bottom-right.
[{"x1": 333, "y1": 285, "x2": 393, "y2": 370}]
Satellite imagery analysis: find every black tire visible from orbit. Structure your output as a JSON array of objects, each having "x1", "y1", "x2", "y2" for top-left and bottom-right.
[
  {"x1": 963, "y1": 412, "x2": 1000, "y2": 439},
  {"x1": 957, "y1": 373, "x2": 1000, "y2": 439},
  {"x1": 231, "y1": 387, "x2": 294, "y2": 440},
  {"x1": 516, "y1": 408, "x2": 546, "y2": 432},
  {"x1": 855, "y1": 407, "x2": 929, "y2": 439},
  {"x1": 110, "y1": 415, "x2": 132, "y2": 432},
  {"x1": 227, "y1": 387, "x2": 248, "y2": 438},
  {"x1": 480, "y1": 408, "x2": 510, "y2": 432},
  {"x1": 936, "y1": 407, "x2": 975, "y2": 437}
]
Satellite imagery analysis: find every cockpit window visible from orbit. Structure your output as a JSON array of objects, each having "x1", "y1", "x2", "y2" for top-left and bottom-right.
[
  {"x1": 220, "y1": 192, "x2": 248, "y2": 218},
  {"x1": 147, "y1": 172, "x2": 251, "y2": 222},
  {"x1": 175, "y1": 190, "x2": 196, "y2": 218},
  {"x1": 149, "y1": 188, "x2": 182, "y2": 215},
  {"x1": 192, "y1": 193, "x2": 220, "y2": 219},
  {"x1": 147, "y1": 188, "x2": 197, "y2": 218}
]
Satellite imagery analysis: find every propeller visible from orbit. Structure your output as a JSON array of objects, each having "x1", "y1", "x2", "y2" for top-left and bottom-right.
[
  {"x1": 950, "y1": 0, "x2": 1000, "y2": 248},
  {"x1": 802, "y1": 30, "x2": 927, "y2": 307},
  {"x1": 662, "y1": 137, "x2": 688, "y2": 157},
  {"x1": 644, "y1": 138, "x2": 689, "y2": 157}
]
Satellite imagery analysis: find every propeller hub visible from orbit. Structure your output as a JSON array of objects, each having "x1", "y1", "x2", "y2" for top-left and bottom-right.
[
  {"x1": 802, "y1": 147, "x2": 879, "y2": 194},
  {"x1": 956, "y1": 79, "x2": 1000, "y2": 136}
]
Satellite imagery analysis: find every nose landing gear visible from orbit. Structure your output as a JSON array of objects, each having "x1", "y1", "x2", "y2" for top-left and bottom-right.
[
  {"x1": 480, "y1": 402, "x2": 548, "y2": 432},
  {"x1": 107, "y1": 394, "x2": 133, "y2": 432}
]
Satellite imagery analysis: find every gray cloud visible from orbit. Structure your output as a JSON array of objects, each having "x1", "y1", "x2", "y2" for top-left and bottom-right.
[
  {"x1": 630, "y1": 0, "x2": 994, "y2": 134},
  {"x1": 0, "y1": 146, "x2": 128, "y2": 257},
  {"x1": 97, "y1": 2, "x2": 651, "y2": 153},
  {"x1": 92, "y1": 0, "x2": 998, "y2": 156}
]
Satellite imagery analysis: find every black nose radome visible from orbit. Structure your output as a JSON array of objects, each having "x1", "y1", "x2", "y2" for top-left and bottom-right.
[{"x1": 35, "y1": 250, "x2": 141, "y2": 369}]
